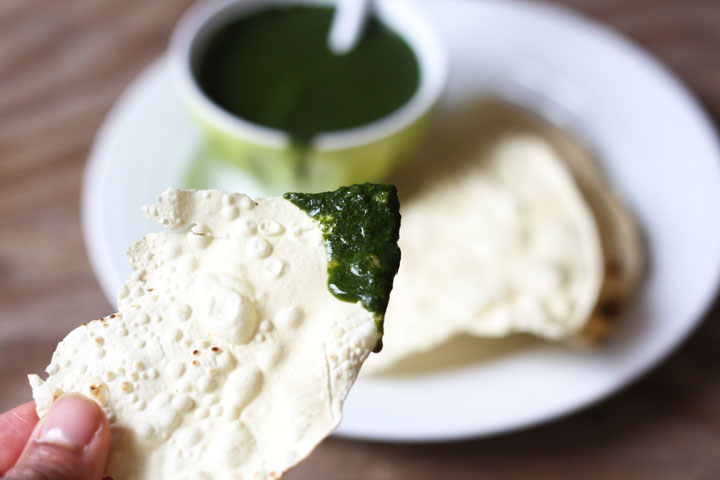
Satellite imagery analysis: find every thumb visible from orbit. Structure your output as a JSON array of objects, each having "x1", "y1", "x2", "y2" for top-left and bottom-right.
[{"x1": 4, "y1": 395, "x2": 110, "y2": 480}]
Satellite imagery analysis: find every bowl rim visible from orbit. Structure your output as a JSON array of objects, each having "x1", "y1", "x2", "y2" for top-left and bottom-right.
[{"x1": 168, "y1": 0, "x2": 449, "y2": 152}]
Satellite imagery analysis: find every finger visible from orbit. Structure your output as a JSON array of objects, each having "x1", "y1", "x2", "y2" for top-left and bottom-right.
[
  {"x1": 0, "y1": 402, "x2": 39, "y2": 474},
  {"x1": 4, "y1": 395, "x2": 110, "y2": 480}
]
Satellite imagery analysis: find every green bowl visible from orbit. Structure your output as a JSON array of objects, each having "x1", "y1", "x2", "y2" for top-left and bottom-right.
[{"x1": 170, "y1": 0, "x2": 448, "y2": 195}]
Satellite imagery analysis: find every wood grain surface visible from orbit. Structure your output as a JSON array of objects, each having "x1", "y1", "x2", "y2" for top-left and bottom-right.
[{"x1": 2, "y1": 1, "x2": 720, "y2": 478}]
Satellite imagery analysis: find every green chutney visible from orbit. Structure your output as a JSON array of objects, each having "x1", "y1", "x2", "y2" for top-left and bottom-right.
[
  {"x1": 196, "y1": 5, "x2": 420, "y2": 145},
  {"x1": 284, "y1": 183, "x2": 402, "y2": 352}
]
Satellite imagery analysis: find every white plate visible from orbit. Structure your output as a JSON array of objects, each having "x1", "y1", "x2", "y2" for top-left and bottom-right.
[{"x1": 83, "y1": 0, "x2": 720, "y2": 441}]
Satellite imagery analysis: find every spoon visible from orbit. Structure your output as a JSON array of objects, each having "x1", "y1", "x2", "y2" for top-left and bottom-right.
[{"x1": 328, "y1": 0, "x2": 371, "y2": 55}]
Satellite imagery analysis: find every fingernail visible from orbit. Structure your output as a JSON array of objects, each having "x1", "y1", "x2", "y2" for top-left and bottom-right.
[{"x1": 37, "y1": 395, "x2": 101, "y2": 449}]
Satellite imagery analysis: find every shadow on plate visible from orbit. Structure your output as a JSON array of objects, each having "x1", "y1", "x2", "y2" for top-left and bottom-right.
[
  {"x1": 370, "y1": 334, "x2": 545, "y2": 377},
  {"x1": 181, "y1": 141, "x2": 265, "y2": 195}
]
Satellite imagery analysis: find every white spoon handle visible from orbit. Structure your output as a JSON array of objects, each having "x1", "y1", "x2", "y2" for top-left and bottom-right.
[{"x1": 328, "y1": 0, "x2": 371, "y2": 55}]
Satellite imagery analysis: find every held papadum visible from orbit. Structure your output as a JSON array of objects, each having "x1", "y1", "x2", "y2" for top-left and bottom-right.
[{"x1": 30, "y1": 185, "x2": 401, "y2": 479}]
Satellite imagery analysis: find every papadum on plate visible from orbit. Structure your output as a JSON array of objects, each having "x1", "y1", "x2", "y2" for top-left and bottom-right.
[{"x1": 364, "y1": 102, "x2": 644, "y2": 374}]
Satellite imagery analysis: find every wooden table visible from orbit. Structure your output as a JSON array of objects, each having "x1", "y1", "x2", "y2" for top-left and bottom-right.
[{"x1": 2, "y1": 1, "x2": 720, "y2": 478}]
